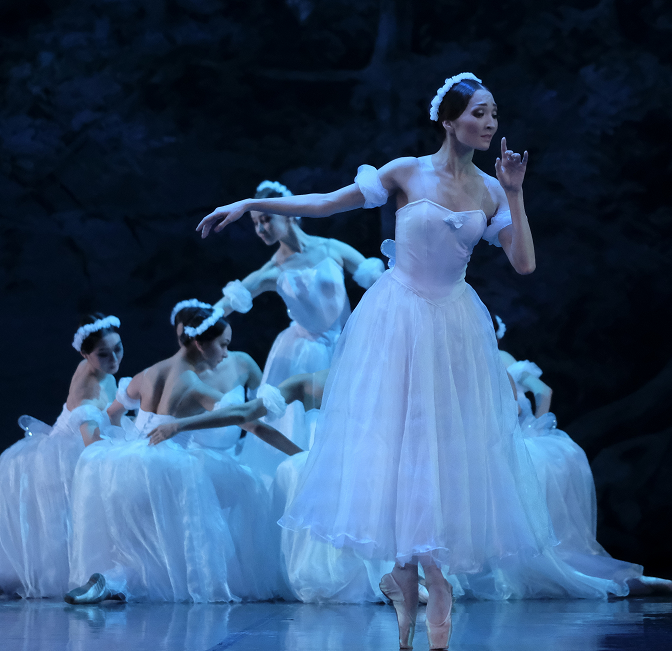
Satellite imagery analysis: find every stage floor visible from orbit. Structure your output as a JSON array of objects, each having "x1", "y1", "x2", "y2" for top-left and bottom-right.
[{"x1": 1, "y1": 596, "x2": 671, "y2": 650}]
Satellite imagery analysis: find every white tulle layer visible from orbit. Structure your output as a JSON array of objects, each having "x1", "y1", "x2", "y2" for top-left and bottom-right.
[
  {"x1": 282, "y1": 272, "x2": 554, "y2": 569},
  {"x1": 280, "y1": 272, "x2": 636, "y2": 598},
  {"x1": 272, "y1": 412, "x2": 392, "y2": 603},
  {"x1": 239, "y1": 323, "x2": 340, "y2": 485},
  {"x1": 0, "y1": 408, "x2": 82, "y2": 598},
  {"x1": 69, "y1": 420, "x2": 277, "y2": 602}
]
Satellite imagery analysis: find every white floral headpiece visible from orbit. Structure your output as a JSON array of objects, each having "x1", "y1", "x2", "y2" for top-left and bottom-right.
[
  {"x1": 256, "y1": 180, "x2": 293, "y2": 197},
  {"x1": 184, "y1": 307, "x2": 225, "y2": 338},
  {"x1": 72, "y1": 315, "x2": 121, "y2": 352},
  {"x1": 170, "y1": 299, "x2": 212, "y2": 325},
  {"x1": 495, "y1": 315, "x2": 507, "y2": 340},
  {"x1": 429, "y1": 72, "x2": 483, "y2": 121}
]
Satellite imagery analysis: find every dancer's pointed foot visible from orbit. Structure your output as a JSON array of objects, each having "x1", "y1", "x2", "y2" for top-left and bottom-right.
[
  {"x1": 380, "y1": 572, "x2": 418, "y2": 649},
  {"x1": 64, "y1": 573, "x2": 113, "y2": 604},
  {"x1": 426, "y1": 579, "x2": 453, "y2": 650}
]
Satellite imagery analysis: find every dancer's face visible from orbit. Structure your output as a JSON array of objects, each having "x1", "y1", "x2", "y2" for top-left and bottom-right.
[
  {"x1": 444, "y1": 89, "x2": 498, "y2": 151},
  {"x1": 250, "y1": 211, "x2": 291, "y2": 245},
  {"x1": 83, "y1": 333, "x2": 123, "y2": 375},
  {"x1": 196, "y1": 325, "x2": 232, "y2": 369}
]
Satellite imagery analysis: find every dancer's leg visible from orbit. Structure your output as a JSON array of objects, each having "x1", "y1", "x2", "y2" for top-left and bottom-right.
[
  {"x1": 380, "y1": 561, "x2": 419, "y2": 649},
  {"x1": 419, "y1": 557, "x2": 453, "y2": 650}
]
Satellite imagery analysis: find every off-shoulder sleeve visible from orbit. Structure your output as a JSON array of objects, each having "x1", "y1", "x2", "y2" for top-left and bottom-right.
[
  {"x1": 482, "y1": 208, "x2": 512, "y2": 247},
  {"x1": 69, "y1": 405, "x2": 106, "y2": 432},
  {"x1": 354, "y1": 165, "x2": 389, "y2": 209},
  {"x1": 507, "y1": 360, "x2": 543, "y2": 384},
  {"x1": 353, "y1": 257, "x2": 385, "y2": 289},
  {"x1": 222, "y1": 280, "x2": 253, "y2": 313},
  {"x1": 116, "y1": 377, "x2": 140, "y2": 411},
  {"x1": 257, "y1": 384, "x2": 288, "y2": 419}
]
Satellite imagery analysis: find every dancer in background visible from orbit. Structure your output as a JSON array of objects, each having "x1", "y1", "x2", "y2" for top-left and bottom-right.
[
  {"x1": 66, "y1": 306, "x2": 293, "y2": 604},
  {"x1": 0, "y1": 314, "x2": 124, "y2": 599},
  {"x1": 199, "y1": 73, "x2": 644, "y2": 650},
  {"x1": 215, "y1": 180, "x2": 384, "y2": 485},
  {"x1": 468, "y1": 314, "x2": 672, "y2": 598}
]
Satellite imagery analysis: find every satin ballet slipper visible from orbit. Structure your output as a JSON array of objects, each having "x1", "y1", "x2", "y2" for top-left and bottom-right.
[
  {"x1": 426, "y1": 582, "x2": 453, "y2": 650},
  {"x1": 380, "y1": 573, "x2": 417, "y2": 649},
  {"x1": 64, "y1": 573, "x2": 112, "y2": 604}
]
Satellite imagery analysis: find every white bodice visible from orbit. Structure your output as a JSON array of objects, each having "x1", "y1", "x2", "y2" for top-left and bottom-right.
[
  {"x1": 392, "y1": 199, "x2": 486, "y2": 303},
  {"x1": 276, "y1": 257, "x2": 350, "y2": 335}
]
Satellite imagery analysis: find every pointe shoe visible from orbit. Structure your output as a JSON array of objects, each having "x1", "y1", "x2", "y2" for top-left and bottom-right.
[
  {"x1": 380, "y1": 573, "x2": 417, "y2": 649},
  {"x1": 426, "y1": 582, "x2": 453, "y2": 650},
  {"x1": 64, "y1": 573, "x2": 112, "y2": 604}
]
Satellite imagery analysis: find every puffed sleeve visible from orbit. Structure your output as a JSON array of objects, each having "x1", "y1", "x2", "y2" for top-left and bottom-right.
[
  {"x1": 506, "y1": 360, "x2": 543, "y2": 384},
  {"x1": 354, "y1": 165, "x2": 389, "y2": 209},
  {"x1": 116, "y1": 377, "x2": 140, "y2": 411},
  {"x1": 257, "y1": 384, "x2": 288, "y2": 419},
  {"x1": 69, "y1": 405, "x2": 106, "y2": 431},
  {"x1": 222, "y1": 280, "x2": 253, "y2": 313},
  {"x1": 482, "y1": 208, "x2": 513, "y2": 247},
  {"x1": 352, "y1": 257, "x2": 385, "y2": 289}
]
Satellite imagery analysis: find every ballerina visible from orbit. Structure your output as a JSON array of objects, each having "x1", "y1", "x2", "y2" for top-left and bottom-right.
[
  {"x1": 66, "y1": 305, "x2": 297, "y2": 604},
  {"x1": 214, "y1": 180, "x2": 385, "y2": 484},
  {"x1": 199, "y1": 73, "x2": 642, "y2": 649},
  {"x1": 0, "y1": 313, "x2": 123, "y2": 599},
  {"x1": 487, "y1": 314, "x2": 672, "y2": 598}
]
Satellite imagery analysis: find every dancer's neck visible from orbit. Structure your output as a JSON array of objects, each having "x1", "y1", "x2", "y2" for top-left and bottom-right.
[{"x1": 432, "y1": 136, "x2": 476, "y2": 179}]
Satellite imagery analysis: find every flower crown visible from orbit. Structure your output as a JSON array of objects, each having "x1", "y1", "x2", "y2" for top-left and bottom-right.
[
  {"x1": 72, "y1": 315, "x2": 121, "y2": 352},
  {"x1": 183, "y1": 307, "x2": 225, "y2": 338},
  {"x1": 256, "y1": 180, "x2": 293, "y2": 197},
  {"x1": 170, "y1": 299, "x2": 213, "y2": 326},
  {"x1": 495, "y1": 315, "x2": 507, "y2": 340},
  {"x1": 429, "y1": 72, "x2": 483, "y2": 121}
]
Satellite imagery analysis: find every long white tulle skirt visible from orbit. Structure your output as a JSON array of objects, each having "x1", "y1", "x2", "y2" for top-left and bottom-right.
[
  {"x1": 239, "y1": 322, "x2": 340, "y2": 485},
  {"x1": 0, "y1": 409, "x2": 82, "y2": 598},
  {"x1": 69, "y1": 427, "x2": 277, "y2": 602},
  {"x1": 280, "y1": 273, "x2": 634, "y2": 598}
]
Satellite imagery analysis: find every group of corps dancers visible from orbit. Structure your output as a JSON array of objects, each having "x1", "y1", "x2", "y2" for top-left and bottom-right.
[{"x1": 1, "y1": 72, "x2": 670, "y2": 650}]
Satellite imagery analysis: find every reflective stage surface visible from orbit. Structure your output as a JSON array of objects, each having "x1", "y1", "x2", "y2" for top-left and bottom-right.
[{"x1": 1, "y1": 597, "x2": 671, "y2": 650}]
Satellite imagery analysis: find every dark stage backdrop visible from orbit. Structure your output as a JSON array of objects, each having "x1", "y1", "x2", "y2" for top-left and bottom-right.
[{"x1": 1, "y1": 0, "x2": 671, "y2": 574}]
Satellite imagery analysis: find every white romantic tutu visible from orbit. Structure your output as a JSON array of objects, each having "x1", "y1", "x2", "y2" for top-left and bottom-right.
[
  {"x1": 0, "y1": 406, "x2": 90, "y2": 598},
  {"x1": 69, "y1": 398, "x2": 277, "y2": 602},
  {"x1": 239, "y1": 257, "x2": 350, "y2": 485},
  {"x1": 281, "y1": 273, "x2": 558, "y2": 570},
  {"x1": 272, "y1": 409, "x2": 391, "y2": 603}
]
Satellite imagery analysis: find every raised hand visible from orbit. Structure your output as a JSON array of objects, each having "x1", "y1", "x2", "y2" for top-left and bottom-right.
[
  {"x1": 495, "y1": 137, "x2": 528, "y2": 194},
  {"x1": 147, "y1": 422, "x2": 180, "y2": 446},
  {"x1": 196, "y1": 199, "x2": 250, "y2": 239}
]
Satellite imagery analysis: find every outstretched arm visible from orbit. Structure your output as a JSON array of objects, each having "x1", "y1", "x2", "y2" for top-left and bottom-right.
[
  {"x1": 241, "y1": 420, "x2": 303, "y2": 456},
  {"x1": 197, "y1": 158, "x2": 408, "y2": 238},
  {"x1": 147, "y1": 399, "x2": 268, "y2": 446},
  {"x1": 494, "y1": 137, "x2": 536, "y2": 275},
  {"x1": 198, "y1": 185, "x2": 365, "y2": 238}
]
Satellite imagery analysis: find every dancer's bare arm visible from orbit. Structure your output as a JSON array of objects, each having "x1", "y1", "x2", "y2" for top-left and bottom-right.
[
  {"x1": 493, "y1": 137, "x2": 535, "y2": 275},
  {"x1": 147, "y1": 399, "x2": 268, "y2": 445},
  {"x1": 197, "y1": 159, "x2": 410, "y2": 238},
  {"x1": 214, "y1": 262, "x2": 279, "y2": 314},
  {"x1": 241, "y1": 420, "x2": 303, "y2": 456}
]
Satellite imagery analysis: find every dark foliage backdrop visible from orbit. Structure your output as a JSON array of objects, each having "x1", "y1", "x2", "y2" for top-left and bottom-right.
[{"x1": 1, "y1": 0, "x2": 671, "y2": 573}]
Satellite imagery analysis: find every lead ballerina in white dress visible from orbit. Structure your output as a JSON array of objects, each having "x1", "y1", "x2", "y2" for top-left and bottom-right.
[
  {"x1": 214, "y1": 180, "x2": 384, "y2": 484},
  {"x1": 199, "y1": 74, "x2": 643, "y2": 649},
  {"x1": 0, "y1": 314, "x2": 124, "y2": 599}
]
